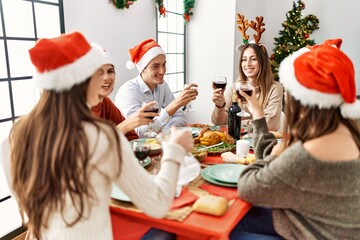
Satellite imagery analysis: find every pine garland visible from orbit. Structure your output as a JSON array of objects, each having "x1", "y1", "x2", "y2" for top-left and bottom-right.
[{"x1": 183, "y1": 0, "x2": 195, "y2": 22}]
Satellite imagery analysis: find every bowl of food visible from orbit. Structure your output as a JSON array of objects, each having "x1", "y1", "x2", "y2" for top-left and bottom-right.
[
  {"x1": 130, "y1": 138, "x2": 162, "y2": 156},
  {"x1": 191, "y1": 148, "x2": 208, "y2": 162}
]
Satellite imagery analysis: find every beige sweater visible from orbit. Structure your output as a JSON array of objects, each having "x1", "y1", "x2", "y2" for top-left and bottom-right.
[
  {"x1": 1, "y1": 122, "x2": 186, "y2": 240},
  {"x1": 211, "y1": 81, "x2": 283, "y2": 131}
]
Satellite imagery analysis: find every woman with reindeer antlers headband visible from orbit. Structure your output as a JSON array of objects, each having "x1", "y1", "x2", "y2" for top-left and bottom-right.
[{"x1": 211, "y1": 14, "x2": 283, "y2": 132}]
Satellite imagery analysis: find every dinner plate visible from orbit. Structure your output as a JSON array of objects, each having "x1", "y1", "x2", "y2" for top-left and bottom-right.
[
  {"x1": 130, "y1": 138, "x2": 162, "y2": 156},
  {"x1": 201, "y1": 166, "x2": 237, "y2": 188},
  {"x1": 111, "y1": 183, "x2": 131, "y2": 202},
  {"x1": 207, "y1": 164, "x2": 246, "y2": 184}
]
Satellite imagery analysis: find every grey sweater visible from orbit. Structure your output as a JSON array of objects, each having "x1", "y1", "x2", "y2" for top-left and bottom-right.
[{"x1": 237, "y1": 118, "x2": 360, "y2": 240}]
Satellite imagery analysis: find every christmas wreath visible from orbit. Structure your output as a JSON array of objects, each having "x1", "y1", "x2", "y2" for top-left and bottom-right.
[{"x1": 109, "y1": 0, "x2": 137, "y2": 9}]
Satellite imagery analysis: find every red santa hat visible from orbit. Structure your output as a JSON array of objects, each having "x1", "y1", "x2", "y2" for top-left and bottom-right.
[
  {"x1": 29, "y1": 31, "x2": 105, "y2": 92},
  {"x1": 279, "y1": 38, "x2": 360, "y2": 119},
  {"x1": 126, "y1": 39, "x2": 165, "y2": 73}
]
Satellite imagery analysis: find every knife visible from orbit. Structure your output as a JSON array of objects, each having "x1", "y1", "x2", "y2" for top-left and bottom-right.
[{"x1": 196, "y1": 142, "x2": 224, "y2": 151}]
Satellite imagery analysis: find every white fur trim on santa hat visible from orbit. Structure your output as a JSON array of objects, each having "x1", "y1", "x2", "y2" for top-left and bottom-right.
[
  {"x1": 126, "y1": 60, "x2": 136, "y2": 69},
  {"x1": 340, "y1": 100, "x2": 360, "y2": 119},
  {"x1": 136, "y1": 46, "x2": 165, "y2": 73},
  {"x1": 34, "y1": 43, "x2": 105, "y2": 92},
  {"x1": 103, "y1": 50, "x2": 114, "y2": 66},
  {"x1": 279, "y1": 47, "x2": 344, "y2": 109}
]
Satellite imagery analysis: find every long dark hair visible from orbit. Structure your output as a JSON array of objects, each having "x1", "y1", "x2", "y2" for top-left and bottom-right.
[
  {"x1": 9, "y1": 79, "x2": 122, "y2": 239},
  {"x1": 285, "y1": 93, "x2": 360, "y2": 147}
]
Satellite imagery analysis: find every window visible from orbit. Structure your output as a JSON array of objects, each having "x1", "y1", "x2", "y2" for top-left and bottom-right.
[
  {"x1": 0, "y1": 0, "x2": 64, "y2": 238},
  {"x1": 156, "y1": 0, "x2": 186, "y2": 97}
]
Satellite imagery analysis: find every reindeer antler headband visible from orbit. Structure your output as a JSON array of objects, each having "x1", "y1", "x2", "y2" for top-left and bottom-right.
[{"x1": 236, "y1": 13, "x2": 266, "y2": 49}]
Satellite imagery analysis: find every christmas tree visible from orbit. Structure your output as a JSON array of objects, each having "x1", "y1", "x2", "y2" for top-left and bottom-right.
[{"x1": 270, "y1": 0, "x2": 319, "y2": 80}]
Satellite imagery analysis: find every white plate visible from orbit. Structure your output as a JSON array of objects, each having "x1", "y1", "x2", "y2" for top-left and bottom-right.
[{"x1": 111, "y1": 184, "x2": 131, "y2": 202}]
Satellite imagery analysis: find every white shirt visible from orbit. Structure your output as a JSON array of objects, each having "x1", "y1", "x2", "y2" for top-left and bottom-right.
[{"x1": 115, "y1": 75, "x2": 187, "y2": 137}]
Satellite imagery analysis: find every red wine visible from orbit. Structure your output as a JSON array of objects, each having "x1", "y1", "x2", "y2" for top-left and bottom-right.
[
  {"x1": 134, "y1": 146, "x2": 150, "y2": 160},
  {"x1": 236, "y1": 89, "x2": 252, "y2": 102},
  {"x1": 212, "y1": 82, "x2": 227, "y2": 90},
  {"x1": 144, "y1": 108, "x2": 159, "y2": 119}
]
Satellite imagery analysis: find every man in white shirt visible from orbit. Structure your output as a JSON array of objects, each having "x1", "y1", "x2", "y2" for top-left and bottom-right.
[{"x1": 115, "y1": 39, "x2": 198, "y2": 138}]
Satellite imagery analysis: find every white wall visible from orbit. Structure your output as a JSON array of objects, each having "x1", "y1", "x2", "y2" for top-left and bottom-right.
[
  {"x1": 63, "y1": 0, "x2": 156, "y2": 100},
  {"x1": 186, "y1": 0, "x2": 236, "y2": 124},
  {"x1": 63, "y1": 0, "x2": 360, "y2": 125}
]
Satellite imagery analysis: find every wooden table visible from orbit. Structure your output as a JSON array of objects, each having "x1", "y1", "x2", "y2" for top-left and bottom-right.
[{"x1": 110, "y1": 158, "x2": 252, "y2": 240}]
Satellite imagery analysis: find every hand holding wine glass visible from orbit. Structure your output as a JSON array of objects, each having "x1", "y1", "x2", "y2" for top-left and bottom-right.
[
  {"x1": 235, "y1": 81, "x2": 253, "y2": 117},
  {"x1": 142, "y1": 101, "x2": 159, "y2": 138},
  {"x1": 212, "y1": 76, "x2": 227, "y2": 94},
  {"x1": 182, "y1": 84, "x2": 198, "y2": 112},
  {"x1": 132, "y1": 141, "x2": 150, "y2": 166}
]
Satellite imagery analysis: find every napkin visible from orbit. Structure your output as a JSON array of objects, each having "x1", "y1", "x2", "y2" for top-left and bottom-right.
[
  {"x1": 177, "y1": 155, "x2": 201, "y2": 187},
  {"x1": 170, "y1": 187, "x2": 199, "y2": 209},
  {"x1": 199, "y1": 183, "x2": 238, "y2": 200}
]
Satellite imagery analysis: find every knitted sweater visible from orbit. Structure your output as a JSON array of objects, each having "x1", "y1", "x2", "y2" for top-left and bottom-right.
[
  {"x1": 91, "y1": 97, "x2": 139, "y2": 141},
  {"x1": 1, "y1": 123, "x2": 186, "y2": 239},
  {"x1": 238, "y1": 118, "x2": 360, "y2": 239}
]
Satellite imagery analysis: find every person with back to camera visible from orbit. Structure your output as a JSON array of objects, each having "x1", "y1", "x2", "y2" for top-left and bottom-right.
[
  {"x1": 0, "y1": 31, "x2": 194, "y2": 240},
  {"x1": 229, "y1": 38, "x2": 360, "y2": 239},
  {"x1": 115, "y1": 39, "x2": 198, "y2": 138},
  {"x1": 91, "y1": 49, "x2": 158, "y2": 141},
  {"x1": 212, "y1": 15, "x2": 283, "y2": 132}
]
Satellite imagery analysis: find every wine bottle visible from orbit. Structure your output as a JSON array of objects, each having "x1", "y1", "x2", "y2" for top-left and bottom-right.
[{"x1": 228, "y1": 90, "x2": 241, "y2": 140}]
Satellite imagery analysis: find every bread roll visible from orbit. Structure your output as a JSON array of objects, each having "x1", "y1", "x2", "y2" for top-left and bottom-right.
[
  {"x1": 192, "y1": 195, "x2": 228, "y2": 216},
  {"x1": 221, "y1": 152, "x2": 255, "y2": 164}
]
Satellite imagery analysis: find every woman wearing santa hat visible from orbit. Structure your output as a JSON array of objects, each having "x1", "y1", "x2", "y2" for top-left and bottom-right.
[
  {"x1": 230, "y1": 39, "x2": 360, "y2": 239},
  {"x1": 115, "y1": 39, "x2": 198, "y2": 138},
  {"x1": 0, "y1": 32, "x2": 194, "y2": 240},
  {"x1": 90, "y1": 49, "x2": 158, "y2": 141}
]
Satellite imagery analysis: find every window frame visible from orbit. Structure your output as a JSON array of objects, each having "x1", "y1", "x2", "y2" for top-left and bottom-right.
[
  {"x1": 0, "y1": 0, "x2": 65, "y2": 238},
  {"x1": 156, "y1": 0, "x2": 186, "y2": 97}
]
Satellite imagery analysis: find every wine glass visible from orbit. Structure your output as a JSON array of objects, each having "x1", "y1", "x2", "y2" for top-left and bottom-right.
[
  {"x1": 143, "y1": 101, "x2": 159, "y2": 138},
  {"x1": 132, "y1": 141, "x2": 150, "y2": 166},
  {"x1": 235, "y1": 81, "x2": 253, "y2": 117},
  {"x1": 182, "y1": 84, "x2": 197, "y2": 112},
  {"x1": 213, "y1": 76, "x2": 227, "y2": 94}
]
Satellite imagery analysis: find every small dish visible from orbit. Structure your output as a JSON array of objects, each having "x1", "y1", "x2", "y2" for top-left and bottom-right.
[{"x1": 142, "y1": 157, "x2": 151, "y2": 167}]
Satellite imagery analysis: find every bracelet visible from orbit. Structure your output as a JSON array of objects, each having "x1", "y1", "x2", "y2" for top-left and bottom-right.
[{"x1": 215, "y1": 102, "x2": 226, "y2": 109}]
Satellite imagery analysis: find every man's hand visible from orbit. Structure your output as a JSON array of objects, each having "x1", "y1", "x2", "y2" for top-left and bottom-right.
[{"x1": 166, "y1": 83, "x2": 198, "y2": 116}]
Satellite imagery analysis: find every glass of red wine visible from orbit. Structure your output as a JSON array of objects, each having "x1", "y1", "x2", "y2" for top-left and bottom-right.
[
  {"x1": 143, "y1": 101, "x2": 159, "y2": 138},
  {"x1": 235, "y1": 81, "x2": 252, "y2": 117},
  {"x1": 213, "y1": 76, "x2": 227, "y2": 94},
  {"x1": 132, "y1": 140, "x2": 150, "y2": 166}
]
